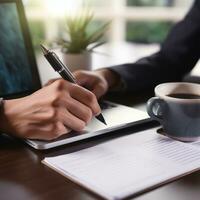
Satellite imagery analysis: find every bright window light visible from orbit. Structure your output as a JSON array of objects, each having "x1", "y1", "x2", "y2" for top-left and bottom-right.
[{"x1": 45, "y1": 0, "x2": 83, "y2": 17}]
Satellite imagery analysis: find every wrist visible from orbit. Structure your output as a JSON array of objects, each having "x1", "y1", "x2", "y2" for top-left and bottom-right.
[
  {"x1": 0, "y1": 99, "x2": 14, "y2": 133},
  {"x1": 96, "y1": 69, "x2": 120, "y2": 90},
  {"x1": 0, "y1": 99, "x2": 6, "y2": 133}
]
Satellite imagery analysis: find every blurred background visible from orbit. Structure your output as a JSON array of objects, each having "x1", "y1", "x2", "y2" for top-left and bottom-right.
[
  {"x1": 23, "y1": 0, "x2": 192, "y2": 47},
  {"x1": 22, "y1": 0, "x2": 194, "y2": 84}
]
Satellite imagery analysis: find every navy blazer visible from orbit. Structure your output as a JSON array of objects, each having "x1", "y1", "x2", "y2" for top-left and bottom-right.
[{"x1": 110, "y1": 0, "x2": 200, "y2": 93}]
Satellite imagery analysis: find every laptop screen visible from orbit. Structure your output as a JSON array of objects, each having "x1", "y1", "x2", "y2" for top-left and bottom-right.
[{"x1": 0, "y1": 1, "x2": 41, "y2": 98}]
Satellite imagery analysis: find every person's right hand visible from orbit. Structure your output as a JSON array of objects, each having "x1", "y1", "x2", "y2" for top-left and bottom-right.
[{"x1": 0, "y1": 79, "x2": 101, "y2": 140}]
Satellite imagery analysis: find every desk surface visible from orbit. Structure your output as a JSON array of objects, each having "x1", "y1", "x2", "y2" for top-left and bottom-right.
[
  {"x1": 1, "y1": 94, "x2": 200, "y2": 200},
  {"x1": 1, "y1": 123, "x2": 200, "y2": 200}
]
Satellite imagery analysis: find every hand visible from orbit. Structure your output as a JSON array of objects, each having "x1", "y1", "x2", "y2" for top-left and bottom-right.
[
  {"x1": 0, "y1": 79, "x2": 101, "y2": 140},
  {"x1": 73, "y1": 69, "x2": 120, "y2": 99}
]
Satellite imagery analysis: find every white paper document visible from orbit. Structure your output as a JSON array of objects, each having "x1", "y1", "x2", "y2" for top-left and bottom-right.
[{"x1": 43, "y1": 128, "x2": 200, "y2": 200}]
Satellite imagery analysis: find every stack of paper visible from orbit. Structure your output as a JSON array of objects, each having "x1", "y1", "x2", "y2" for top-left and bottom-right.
[{"x1": 43, "y1": 128, "x2": 200, "y2": 200}]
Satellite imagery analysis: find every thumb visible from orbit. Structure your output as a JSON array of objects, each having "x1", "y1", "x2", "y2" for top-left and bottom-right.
[
  {"x1": 73, "y1": 71, "x2": 90, "y2": 86},
  {"x1": 74, "y1": 71, "x2": 97, "y2": 90},
  {"x1": 92, "y1": 83, "x2": 108, "y2": 99}
]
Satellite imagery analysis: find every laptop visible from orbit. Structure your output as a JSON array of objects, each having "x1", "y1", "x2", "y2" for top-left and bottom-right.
[{"x1": 0, "y1": 0, "x2": 151, "y2": 150}]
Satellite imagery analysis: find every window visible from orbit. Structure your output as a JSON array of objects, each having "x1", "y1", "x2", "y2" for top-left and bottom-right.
[{"x1": 23, "y1": 0, "x2": 193, "y2": 49}]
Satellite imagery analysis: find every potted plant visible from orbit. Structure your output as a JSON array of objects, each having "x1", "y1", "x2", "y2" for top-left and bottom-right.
[{"x1": 55, "y1": 11, "x2": 110, "y2": 72}]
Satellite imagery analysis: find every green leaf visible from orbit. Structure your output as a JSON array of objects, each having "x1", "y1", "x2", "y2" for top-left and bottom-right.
[
  {"x1": 88, "y1": 41, "x2": 106, "y2": 51},
  {"x1": 53, "y1": 10, "x2": 110, "y2": 53}
]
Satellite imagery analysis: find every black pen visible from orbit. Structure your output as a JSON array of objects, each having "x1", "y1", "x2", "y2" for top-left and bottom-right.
[{"x1": 40, "y1": 44, "x2": 107, "y2": 125}]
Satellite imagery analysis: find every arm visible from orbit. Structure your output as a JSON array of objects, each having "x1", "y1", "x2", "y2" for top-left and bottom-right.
[
  {"x1": 73, "y1": 1, "x2": 200, "y2": 98},
  {"x1": 109, "y1": 0, "x2": 200, "y2": 92}
]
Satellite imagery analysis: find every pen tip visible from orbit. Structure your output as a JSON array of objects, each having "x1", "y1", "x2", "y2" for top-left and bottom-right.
[
  {"x1": 40, "y1": 44, "x2": 48, "y2": 54},
  {"x1": 96, "y1": 114, "x2": 107, "y2": 126},
  {"x1": 103, "y1": 121, "x2": 107, "y2": 125}
]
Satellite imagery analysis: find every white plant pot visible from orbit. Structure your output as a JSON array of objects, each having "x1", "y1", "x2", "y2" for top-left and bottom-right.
[{"x1": 62, "y1": 52, "x2": 92, "y2": 72}]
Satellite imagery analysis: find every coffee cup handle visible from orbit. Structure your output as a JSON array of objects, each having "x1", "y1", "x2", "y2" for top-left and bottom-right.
[{"x1": 147, "y1": 97, "x2": 166, "y2": 122}]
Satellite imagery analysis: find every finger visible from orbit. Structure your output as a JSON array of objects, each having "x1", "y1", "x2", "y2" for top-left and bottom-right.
[
  {"x1": 69, "y1": 84, "x2": 101, "y2": 115},
  {"x1": 66, "y1": 97, "x2": 93, "y2": 124},
  {"x1": 92, "y1": 83, "x2": 107, "y2": 99},
  {"x1": 74, "y1": 71, "x2": 89, "y2": 86},
  {"x1": 59, "y1": 109, "x2": 86, "y2": 132},
  {"x1": 51, "y1": 78, "x2": 101, "y2": 115},
  {"x1": 73, "y1": 71, "x2": 96, "y2": 90}
]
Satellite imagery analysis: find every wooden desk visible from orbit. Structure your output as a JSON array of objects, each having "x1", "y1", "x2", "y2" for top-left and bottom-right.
[{"x1": 1, "y1": 94, "x2": 200, "y2": 200}]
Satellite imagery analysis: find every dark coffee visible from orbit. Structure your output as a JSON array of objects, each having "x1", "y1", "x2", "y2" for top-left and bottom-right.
[{"x1": 168, "y1": 93, "x2": 200, "y2": 99}]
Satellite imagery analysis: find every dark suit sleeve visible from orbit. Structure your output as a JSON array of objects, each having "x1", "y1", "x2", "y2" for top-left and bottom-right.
[{"x1": 109, "y1": 0, "x2": 200, "y2": 93}]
